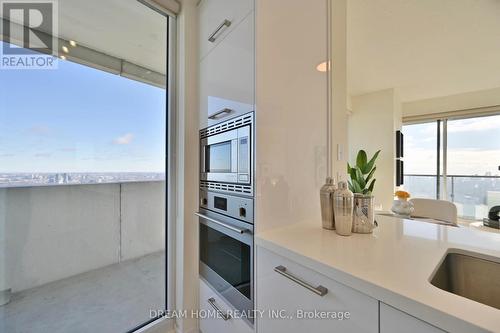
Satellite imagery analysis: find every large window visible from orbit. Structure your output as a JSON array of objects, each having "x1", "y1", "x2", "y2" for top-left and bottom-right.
[
  {"x1": 403, "y1": 114, "x2": 500, "y2": 220},
  {"x1": 0, "y1": 48, "x2": 166, "y2": 185},
  {"x1": 0, "y1": 1, "x2": 170, "y2": 332}
]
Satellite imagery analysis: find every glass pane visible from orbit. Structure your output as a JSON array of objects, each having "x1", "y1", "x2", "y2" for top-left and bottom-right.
[
  {"x1": 402, "y1": 122, "x2": 438, "y2": 199},
  {"x1": 207, "y1": 141, "x2": 232, "y2": 172},
  {"x1": 447, "y1": 115, "x2": 500, "y2": 220},
  {"x1": 199, "y1": 223, "x2": 251, "y2": 299},
  {"x1": 0, "y1": 2, "x2": 167, "y2": 332}
]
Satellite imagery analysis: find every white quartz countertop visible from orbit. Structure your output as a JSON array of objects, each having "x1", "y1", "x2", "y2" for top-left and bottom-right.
[{"x1": 255, "y1": 215, "x2": 500, "y2": 333}]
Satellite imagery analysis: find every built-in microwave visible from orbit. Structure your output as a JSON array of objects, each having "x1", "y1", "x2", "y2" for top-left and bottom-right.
[{"x1": 200, "y1": 112, "x2": 253, "y2": 196}]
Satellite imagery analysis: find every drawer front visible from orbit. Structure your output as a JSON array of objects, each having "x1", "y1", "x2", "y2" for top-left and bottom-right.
[
  {"x1": 199, "y1": 278, "x2": 254, "y2": 333},
  {"x1": 256, "y1": 246, "x2": 378, "y2": 333},
  {"x1": 199, "y1": 11, "x2": 255, "y2": 129},
  {"x1": 380, "y1": 303, "x2": 446, "y2": 333},
  {"x1": 198, "y1": 0, "x2": 254, "y2": 61}
]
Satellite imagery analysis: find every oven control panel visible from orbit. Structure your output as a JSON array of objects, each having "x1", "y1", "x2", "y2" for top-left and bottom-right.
[{"x1": 200, "y1": 190, "x2": 254, "y2": 224}]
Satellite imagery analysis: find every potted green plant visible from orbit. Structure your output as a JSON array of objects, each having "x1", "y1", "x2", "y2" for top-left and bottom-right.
[{"x1": 347, "y1": 150, "x2": 380, "y2": 233}]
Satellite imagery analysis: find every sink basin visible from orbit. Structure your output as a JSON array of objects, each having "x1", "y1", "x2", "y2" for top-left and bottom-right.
[{"x1": 430, "y1": 250, "x2": 500, "y2": 310}]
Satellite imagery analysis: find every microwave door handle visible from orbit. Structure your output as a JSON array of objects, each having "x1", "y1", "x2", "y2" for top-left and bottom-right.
[
  {"x1": 195, "y1": 212, "x2": 248, "y2": 234},
  {"x1": 231, "y1": 139, "x2": 238, "y2": 173}
]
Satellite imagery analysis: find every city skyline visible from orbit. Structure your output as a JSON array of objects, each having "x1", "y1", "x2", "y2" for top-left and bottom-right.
[
  {"x1": 0, "y1": 43, "x2": 166, "y2": 173},
  {"x1": 0, "y1": 172, "x2": 165, "y2": 188}
]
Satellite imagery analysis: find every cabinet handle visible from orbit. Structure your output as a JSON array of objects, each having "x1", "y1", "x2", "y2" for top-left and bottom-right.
[
  {"x1": 208, "y1": 108, "x2": 233, "y2": 120},
  {"x1": 208, "y1": 19, "x2": 232, "y2": 42},
  {"x1": 207, "y1": 297, "x2": 231, "y2": 321},
  {"x1": 274, "y1": 265, "x2": 328, "y2": 296}
]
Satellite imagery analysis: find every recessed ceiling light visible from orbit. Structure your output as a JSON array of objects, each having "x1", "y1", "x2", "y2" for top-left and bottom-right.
[
  {"x1": 62, "y1": 46, "x2": 69, "y2": 53},
  {"x1": 316, "y1": 61, "x2": 331, "y2": 72},
  {"x1": 69, "y1": 40, "x2": 77, "y2": 47}
]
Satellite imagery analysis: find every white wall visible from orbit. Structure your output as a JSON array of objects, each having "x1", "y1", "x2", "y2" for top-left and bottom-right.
[
  {"x1": 331, "y1": 0, "x2": 349, "y2": 181},
  {"x1": 349, "y1": 89, "x2": 401, "y2": 210},
  {"x1": 1, "y1": 182, "x2": 165, "y2": 293},
  {"x1": 402, "y1": 87, "x2": 500, "y2": 119},
  {"x1": 255, "y1": 0, "x2": 329, "y2": 232}
]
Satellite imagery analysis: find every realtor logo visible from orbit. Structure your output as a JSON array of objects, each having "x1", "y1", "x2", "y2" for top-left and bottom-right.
[{"x1": 1, "y1": 0, "x2": 58, "y2": 69}]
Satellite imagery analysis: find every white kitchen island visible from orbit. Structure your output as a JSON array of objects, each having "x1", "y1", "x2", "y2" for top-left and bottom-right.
[{"x1": 255, "y1": 215, "x2": 500, "y2": 333}]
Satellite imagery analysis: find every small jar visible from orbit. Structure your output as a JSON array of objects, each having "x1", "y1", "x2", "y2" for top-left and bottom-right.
[{"x1": 334, "y1": 181, "x2": 354, "y2": 236}]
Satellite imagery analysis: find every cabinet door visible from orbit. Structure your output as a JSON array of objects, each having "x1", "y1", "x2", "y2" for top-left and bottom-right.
[
  {"x1": 199, "y1": 278, "x2": 254, "y2": 333},
  {"x1": 380, "y1": 303, "x2": 446, "y2": 333},
  {"x1": 199, "y1": 11, "x2": 254, "y2": 129},
  {"x1": 256, "y1": 246, "x2": 378, "y2": 333},
  {"x1": 198, "y1": 0, "x2": 254, "y2": 61}
]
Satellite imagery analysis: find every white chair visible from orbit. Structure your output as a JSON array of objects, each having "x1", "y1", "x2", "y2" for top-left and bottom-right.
[{"x1": 409, "y1": 198, "x2": 458, "y2": 225}]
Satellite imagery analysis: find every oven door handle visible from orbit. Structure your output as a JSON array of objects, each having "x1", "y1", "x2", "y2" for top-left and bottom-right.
[{"x1": 195, "y1": 212, "x2": 248, "y2": 234}]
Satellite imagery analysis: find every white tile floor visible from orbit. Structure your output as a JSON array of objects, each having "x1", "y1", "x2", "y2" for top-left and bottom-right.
[{"x1": 0, "y1": 251, "x2": 165, "y2": 333}]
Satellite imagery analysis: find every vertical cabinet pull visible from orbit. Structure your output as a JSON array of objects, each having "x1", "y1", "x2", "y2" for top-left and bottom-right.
[
  {"x1": 207, "y1": 297, "x2": 231, "y2": 321},
  {"x1": 274, "y1": 265, "x2": 328, "y2": 296},
  {"x1": 208, "y1": 19, "x2": 232, "y2": 42}
]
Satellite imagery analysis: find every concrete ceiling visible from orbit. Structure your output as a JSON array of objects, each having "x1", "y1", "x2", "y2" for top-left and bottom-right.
[
  {"x1": 348, "y1": 0, "x2": 500, "y2": 102},
  {"x1": 57, "y1": 0, "x2": 167, "y2": 74}
]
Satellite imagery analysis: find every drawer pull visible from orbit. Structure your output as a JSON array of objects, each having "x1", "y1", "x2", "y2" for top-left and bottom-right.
[
  {"x1": 208, "y1": 108, "x2": 233, "y2": 120},
  {"x1": 208, "y1": 19, "x2": 232, "y2": 42},
  {"x1": 274, "y1": 265, "x2": 328, "y2": 296},
  {"x1": 207, "y1": 297, "x2": 231, "y2": 321}
]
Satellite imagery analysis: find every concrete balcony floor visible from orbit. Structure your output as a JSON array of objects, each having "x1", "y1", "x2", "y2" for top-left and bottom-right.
[{"x1": 1, "y1": 251, "x2": 165, "y2": 333}]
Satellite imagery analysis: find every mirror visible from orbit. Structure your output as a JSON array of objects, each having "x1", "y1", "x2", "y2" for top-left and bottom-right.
[{"x1": 344, "y1": 0, "x2": 500, "y2": 220}]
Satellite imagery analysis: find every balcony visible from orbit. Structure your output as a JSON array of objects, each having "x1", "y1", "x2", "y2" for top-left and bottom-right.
[
  {"x1": 404, "y1": 174, "x2": 500, "y2": 220},
  {"x1": 0, "y1": 181, "x2": 166, "y2": 333}
]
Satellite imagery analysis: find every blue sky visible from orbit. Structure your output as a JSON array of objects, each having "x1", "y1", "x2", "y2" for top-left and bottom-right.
[
  {"x1": 0, "y1": 51, "x2": 166, "y2": 173},
  {"x1": 404, "y1": 115, "x2": 500, "y2": 175}
]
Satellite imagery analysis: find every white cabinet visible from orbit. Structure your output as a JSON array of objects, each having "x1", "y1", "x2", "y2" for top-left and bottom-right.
[
  {"x1": 256, "y1": 246, "x2": 378, "y2": 333},
  {"x1": 199, "y1": 10, "x2": 255, "y2": 128},
  {"x1": 198, "y1": 0, "x2": 254, "y2": 61},
  {"x1": 199, "y1": 278, "x2": 254, "y2": 333},
  {"x1": 380, "y1": 303, "x2": 446, "y2": 333}
]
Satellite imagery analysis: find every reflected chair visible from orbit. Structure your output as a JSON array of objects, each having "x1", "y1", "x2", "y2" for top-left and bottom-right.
[{"x1": 409, "y1": 198, "x2": 458, "y2": 225}]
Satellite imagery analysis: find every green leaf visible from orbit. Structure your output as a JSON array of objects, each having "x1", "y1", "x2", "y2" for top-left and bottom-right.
[
  {"x1": 363, "y1": 150, "x2": 381, "y2": 174},
  {"x1": 366, "y1": 179, "x2": 376, "y2": 194},
  {"x1": 347, "y1": 163, "x2": 357, "y2": 180},
  {"x1": 364, "y1": 166, "x2": 377, "y2": 184},
  {"x1": 356, "y1": 150, "x2": 367, "y2": 170},
  {"x1": 351, "y1": 179, "x2": 363, "y2": 193},
  {"x1": 348, "y1": 180, "x2": 355, "y2": 193},
  {"x1": 355, "y1": 167, "x2": 366, "y2": 188}
]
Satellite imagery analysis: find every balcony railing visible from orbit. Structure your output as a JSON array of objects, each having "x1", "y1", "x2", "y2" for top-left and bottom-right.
[{"x1": 404, "y1": 174, "x2": 500, "y2": 220}]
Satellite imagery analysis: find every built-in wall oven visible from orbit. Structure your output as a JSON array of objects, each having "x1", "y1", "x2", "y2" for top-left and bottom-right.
[
  {"x1": 197, "y1": 191, "x2": 254, "y2": 323},
  {"x1": 200, "y1": 112, "x2": 253, "y2": 196}
]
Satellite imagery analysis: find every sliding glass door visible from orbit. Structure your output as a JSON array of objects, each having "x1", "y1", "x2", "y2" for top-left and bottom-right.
[
  {"x1": 1, "y1": 1, "x2": 170, "y2": 332},
  {"x1": 403, "y1": 114, "x2": 500, "y2": 220}
]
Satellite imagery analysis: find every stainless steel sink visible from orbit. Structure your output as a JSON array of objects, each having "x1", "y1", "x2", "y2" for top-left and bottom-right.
[{"x1": 430, "y1": 250, "x2": 500, "y2": 310}]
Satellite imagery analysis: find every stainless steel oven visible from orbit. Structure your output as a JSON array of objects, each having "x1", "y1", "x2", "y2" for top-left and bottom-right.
[
  {"x1": 200, "y1": 112, "x2": 253, "y2": 196},
  {"x1": 197, "y1": 206, "x2": 254, "y2": 323}
]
